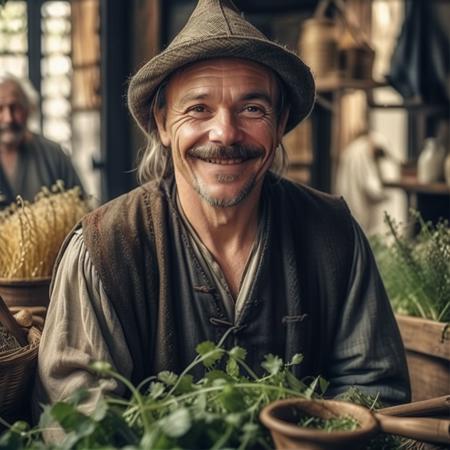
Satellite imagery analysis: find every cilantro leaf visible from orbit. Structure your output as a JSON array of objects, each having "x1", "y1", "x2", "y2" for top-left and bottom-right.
[
  {"x1": 160, "y1": 408, "x2": 191, "y2": 438},
  {"x1": 261, "y1": 354, "x2": 283, "y2": 375},
  {"x1": 196, "y1": 341, "x2": 224, "y2": 368}
]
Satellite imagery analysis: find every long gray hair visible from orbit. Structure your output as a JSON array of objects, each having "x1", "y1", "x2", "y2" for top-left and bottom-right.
[
  {"x1": 0, "y1": 71, "x2": 41, "y2": 133},
  {"x1": 137, "y1": 80, "x2": 290, "y2": 185}
]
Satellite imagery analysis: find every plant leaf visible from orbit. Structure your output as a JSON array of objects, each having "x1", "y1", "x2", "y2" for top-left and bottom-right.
[
  {"x1": 160, "y1": 408, "x2": 191, "y2": 438},
  {"x1": 319, "y1": 376, "x2": 330, "y2": 395},
  {"x1": 173, "y1": 374, "x2": 194, "y2": 394},
  {"x1": 50, "y1": 402, "x2": 91, "y2": 433},
  {"x1": 204, "y1": 369, "x2": 231, "y2": 385},
  {"x1": 149, "y1": 381, "x2": 166, "y2": 399},
  {"x1": 158, "y1": 371, "x2": 178, "y2": 386},
  {"x1": 286, "y1": 371, "x2": 306, "y2": 392},
  {"x1": 289, "y1": 353, "x2": 304, "y2": 366},
  {"x1": 261, "y1": 354, "x2": 283, "y2": 375},
  {"x1": 226, "y1": 357, "x2": 239, "y2": 377},
  {"x1": 196, "y1": 341, "x2": 224, "y2": 368},
  {"x1": 228, "y1": 346, "x2": 247, "y2": 361}
]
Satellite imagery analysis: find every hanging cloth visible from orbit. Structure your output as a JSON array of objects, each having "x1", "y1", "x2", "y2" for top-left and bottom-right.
[{"x1": 388, "y1": 1, "x2": 450, "y2": 105}]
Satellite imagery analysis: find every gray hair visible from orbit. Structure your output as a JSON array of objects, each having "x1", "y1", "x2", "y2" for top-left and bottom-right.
[
  {"x1": 0, "y1": 71, "x2": 39, "y2": 112},
  {"x1": 0, "y1": 71, "x2": 41, "y2": 132},
  {"x1": 137, "y1": 80, "x2": 289, "y2": 184}
]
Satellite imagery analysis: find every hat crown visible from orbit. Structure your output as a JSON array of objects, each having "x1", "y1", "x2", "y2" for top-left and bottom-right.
[
  {"x1": 168, "y1": 0, "x2": 267, "y2": 49},
  {"x1": 128, "y1": 0, "x2": 315, "y2": 138}
]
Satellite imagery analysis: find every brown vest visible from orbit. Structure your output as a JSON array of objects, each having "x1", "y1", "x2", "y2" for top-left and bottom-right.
[{"x1": 80, "y1": 175, "x2": 354, "y2": 384}]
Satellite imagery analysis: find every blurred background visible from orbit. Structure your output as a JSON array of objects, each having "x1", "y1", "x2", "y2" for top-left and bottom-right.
[{"x1": 1, "y1": 0, "x2": 449, "y2": 234}]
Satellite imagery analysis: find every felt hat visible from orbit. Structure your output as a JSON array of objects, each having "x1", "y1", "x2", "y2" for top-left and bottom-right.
[{"x1": 128, "y1": 0, "x2": 316, "y2": 135}]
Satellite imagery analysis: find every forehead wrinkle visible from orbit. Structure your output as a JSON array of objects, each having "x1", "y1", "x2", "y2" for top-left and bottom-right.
[
  {"x1": 177, "y1": 90, "x2": 274, "y2": 108},
  {"x1": 166, "y1": 59, "x2": 280, "y2": 109},
  {"x1": 177, "y1": 90, "x2": 210, "y2": 107}
]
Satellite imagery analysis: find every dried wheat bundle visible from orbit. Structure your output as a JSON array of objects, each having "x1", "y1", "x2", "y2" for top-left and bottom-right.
[{"x1": 0, "y1": 181, "x2": 89, "y2": 279}]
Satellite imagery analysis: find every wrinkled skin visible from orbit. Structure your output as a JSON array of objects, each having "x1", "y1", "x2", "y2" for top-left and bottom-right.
[
  {"x1": 0, "y1": 80, "x2": 29, "y2": 150},
  {"x1": 155, "y1": 58, "x2": 288, "y2": 209}
]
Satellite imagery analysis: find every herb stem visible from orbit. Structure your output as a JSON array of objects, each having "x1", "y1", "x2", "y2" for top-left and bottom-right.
[
  {"x1": 104, "y1": 369, "x2": 151, "y2": 433},
  {"x1": 141, "y1": 382, "x2": 305, "y2": 413}
]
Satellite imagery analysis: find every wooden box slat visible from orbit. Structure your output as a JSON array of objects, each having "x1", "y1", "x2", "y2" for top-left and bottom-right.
[
  {"x1": 396, "y1": 315, "x2": 450, "y2": 402},
  {"x1": 396, "y1": 315, "x2": 450, "y2": 360}
]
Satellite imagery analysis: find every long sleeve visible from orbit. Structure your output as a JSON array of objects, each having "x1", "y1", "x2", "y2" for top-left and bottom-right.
[
  {"x1": 325, "y1": 220, "x2": 411, "y2": 405},
  {"x1": 33, "y1": 229, "x2": 133, "y2": 419}
]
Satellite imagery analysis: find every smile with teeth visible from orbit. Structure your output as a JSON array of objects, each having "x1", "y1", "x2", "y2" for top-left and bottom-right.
[{"x1": 203, "y1": 158, "x2": 244, "y2": 165}]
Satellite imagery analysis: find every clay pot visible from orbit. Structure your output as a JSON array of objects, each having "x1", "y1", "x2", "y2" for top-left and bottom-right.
[
  {"x1": 260, "y1": 399, "x2": 378, "y2": 450},
  {"x1": 260, "y1": 398, "x2": 450, "y2": 449}
]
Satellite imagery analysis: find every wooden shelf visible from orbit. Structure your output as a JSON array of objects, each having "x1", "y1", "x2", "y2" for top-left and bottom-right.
[
  {"x1": 367, "y1": 102, "x2": 448, "y2": 114},
  {"x1": 315, "y1": 76, "x2": 386, "y2": 93},
  {"x1": 384, "y1": 177, "x2": 450, "y2": 196}
]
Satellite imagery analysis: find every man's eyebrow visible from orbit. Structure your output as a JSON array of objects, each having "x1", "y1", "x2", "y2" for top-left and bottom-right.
[
  {"x1": 240, "y1": 91, "x2": 274, "y2": 105},
  {"x1": 178, "y1": 91, "x2": 210, "y2": 106},
  {"x1": 177, "y1": 90, "x2": 275, "y2": 106}
]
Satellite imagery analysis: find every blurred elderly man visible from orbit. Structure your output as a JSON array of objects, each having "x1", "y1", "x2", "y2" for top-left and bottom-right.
[
  {"x1": 36, "y1": 0, "x2": 410, "y2": 418},
  {"x1": 0, "y1": 72, "x2": 84, "y2": 208}
]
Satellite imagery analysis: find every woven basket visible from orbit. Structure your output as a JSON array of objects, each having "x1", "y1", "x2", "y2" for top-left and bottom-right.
[{"x1": 0, "y1": 326, "x2": 41, "y2": 422}]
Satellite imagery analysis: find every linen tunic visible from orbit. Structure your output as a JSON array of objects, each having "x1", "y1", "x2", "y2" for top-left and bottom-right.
[
  {"x1": 34, "y1": 175, "x2": 410, "y2": 417},
  {"x1": 0, "y1": 133, "x2": 84, "y2": 209}
]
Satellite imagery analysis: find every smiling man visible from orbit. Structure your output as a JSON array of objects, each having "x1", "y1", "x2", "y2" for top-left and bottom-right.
[{"x1": 35, "y1": 0, "x2": 410, "y2": 416}]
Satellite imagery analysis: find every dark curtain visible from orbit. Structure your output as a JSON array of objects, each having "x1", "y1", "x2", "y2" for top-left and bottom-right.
[{"x1": 388, "y1": 1, "x2": 450, "y2": 105}]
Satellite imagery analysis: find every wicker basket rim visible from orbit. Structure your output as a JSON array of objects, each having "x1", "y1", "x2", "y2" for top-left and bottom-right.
[
  {"x1": 0, "y1": 347, "x2": 39, "y2": 363},
  {"x1": 0, "y1": 327, "x2": 41, "y2": 361}
]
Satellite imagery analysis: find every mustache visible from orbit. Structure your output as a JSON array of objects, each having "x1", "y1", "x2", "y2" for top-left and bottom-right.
[
  {"x1": 0, "y1": 123, "x2": 25, "y2": 132},
  {"x1": 187, "y1": 143, "x2": 264, "y2": 160}
]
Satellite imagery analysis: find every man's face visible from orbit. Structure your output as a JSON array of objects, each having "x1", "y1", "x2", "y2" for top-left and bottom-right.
[
  {"x1": 0, "y1": 81, "x2": 29, "y2": 149},
  {"x1": 155, "y1": 58, "x2": 288, "y2": 208}
]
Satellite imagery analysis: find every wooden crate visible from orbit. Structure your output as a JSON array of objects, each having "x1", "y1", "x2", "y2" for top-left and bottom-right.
[{"x1": 396, "y1": 315, "x2": 450, "y2": 402}]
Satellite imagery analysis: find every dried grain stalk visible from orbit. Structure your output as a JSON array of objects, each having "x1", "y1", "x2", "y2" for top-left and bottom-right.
[{"x1": 0, "y1": 181, "x2": 89, "y2": 279}]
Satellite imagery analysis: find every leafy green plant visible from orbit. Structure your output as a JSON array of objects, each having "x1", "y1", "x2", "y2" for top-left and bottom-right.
[
  {"x1": 371, "y1": 211, "x2": 450, "y2": 322},
  {"x1": 0, "y1": 333, "x2": 326, "y2": 450},
  {"x1": 0, "y1": 336, "x2": 413, "y2": 450}
]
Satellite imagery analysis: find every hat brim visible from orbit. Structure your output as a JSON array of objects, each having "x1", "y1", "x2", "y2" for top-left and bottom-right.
[{"x1": 128, "y1": 36, "x2": 316, "y2": 135}]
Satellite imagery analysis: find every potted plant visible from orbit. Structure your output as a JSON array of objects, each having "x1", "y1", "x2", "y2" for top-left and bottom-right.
[{"x1": 370, "y1": 211, "x2": 450, "y2": 401}]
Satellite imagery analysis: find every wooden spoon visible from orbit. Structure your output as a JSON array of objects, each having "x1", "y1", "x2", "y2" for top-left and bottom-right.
[
  {"x1": 379, "y1": 395, "x2": 450, "y2": 417},
  {"x1": 375, "y1": 413, "x2": 450, "y2": 445}
]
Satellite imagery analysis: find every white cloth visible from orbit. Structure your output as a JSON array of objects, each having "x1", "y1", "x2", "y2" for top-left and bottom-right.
[{"x1": 336, "y1": 134, "x2": 392, "y2": 235}]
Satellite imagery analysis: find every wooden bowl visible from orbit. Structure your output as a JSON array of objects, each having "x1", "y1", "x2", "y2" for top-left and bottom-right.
[{"x1": 260, "y1": 399, "x2": 378, "y2": 450}]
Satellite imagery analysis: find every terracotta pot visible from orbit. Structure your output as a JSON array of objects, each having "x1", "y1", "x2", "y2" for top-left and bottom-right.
[
  {"x1": 0, "y1": 277, "x2": 51, "y2": 311},
  {"x1": 260, "y1": 399, "x2": 377, "y2": 450}
]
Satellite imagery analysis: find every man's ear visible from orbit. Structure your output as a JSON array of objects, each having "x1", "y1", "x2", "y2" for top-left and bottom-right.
[
  {"x1": 277, "y1": 106, "x2": 290, "y2": 142},
  {"x1": 154, "y1": 108, "x2": 170, "y2": 147}
]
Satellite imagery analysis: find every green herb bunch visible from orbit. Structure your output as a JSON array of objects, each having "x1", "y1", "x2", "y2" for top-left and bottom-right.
[
  {"x1": 297, "y1": 415, "x2": 360, "y2": 432},
  {"x1": 0, "y1": 337, "x2": 328, "y2": 450},
  {"x1": 336, "y1": 388, "x2": 411, "y2": 450},
  {"x1": 371, "y1": 211, "x2": 450, "y2": 322}
]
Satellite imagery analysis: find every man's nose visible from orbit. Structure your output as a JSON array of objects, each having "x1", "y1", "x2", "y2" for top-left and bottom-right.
[
  {"x1": 208, "y1": 109, "x2": 243, "y2": 145},
  {"x1": 0, "y1": 106, "x2": 14, "y2": 123}
]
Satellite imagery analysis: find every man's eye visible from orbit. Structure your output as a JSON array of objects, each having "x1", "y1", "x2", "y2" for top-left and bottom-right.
[
  {"x1": 242, "y1": 105, "x2": 265, "y2": 116},
  {"x1": 187, "y1": 105, "x2": 207, "y2": 114}
]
